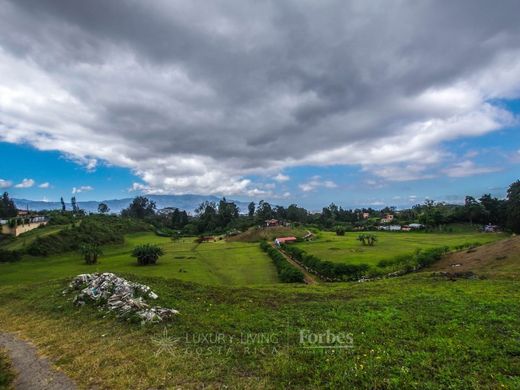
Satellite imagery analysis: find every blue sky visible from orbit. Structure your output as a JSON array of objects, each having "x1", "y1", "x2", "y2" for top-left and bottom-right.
[{"x1": 0, "y1": 1, "x2": 519, "y2": 210}]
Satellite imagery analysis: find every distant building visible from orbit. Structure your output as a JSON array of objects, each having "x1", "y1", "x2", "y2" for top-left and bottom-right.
[
  {"x1": 1, "y1": 216, "x2": 48, "y2": 237},
  {"x1": 484, "y1": 224, "x2": 498, "y2": 233},
  {"x1": 265, "y1": 219, "x2": 280, "y2": 227},
  {"x1": 408, "y1": 223, "x2": 424, "y2": 230},
  {"x1": 362, "y1": 212, "x2": 370, "y2": 219},
  {"x1": 274, "y1": 237, "x2": 297, "y2": 246},
  {"x1": 380, "y1": 214, "x2": 394, "y2": 223}
]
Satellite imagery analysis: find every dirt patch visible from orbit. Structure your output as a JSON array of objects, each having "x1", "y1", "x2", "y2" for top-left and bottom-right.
[
  {"x1": 427, "y1": 235, "x2": 520, "y2": 278},
  {"x1": 0, "y1": 333, "x2": 77, "y2": 389}
]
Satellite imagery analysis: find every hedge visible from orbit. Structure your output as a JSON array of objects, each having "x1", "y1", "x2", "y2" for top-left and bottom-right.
[
  {"x1": 0, "y1": 249, "x2": 22, "y2": 263},
  {"x1": 281, "y1": 244, "x2": 369, "y2": 281},
  {"x1": 259, "y1": 241, "x2": 304, "y2": 283}
]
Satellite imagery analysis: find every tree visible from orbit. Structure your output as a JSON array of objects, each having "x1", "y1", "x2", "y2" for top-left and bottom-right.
[
  {"x1": 0, "y1": 192, "x2": 17, "y2": 219},
  {"x1": 71, "y1": 196, "x2": 79, "y2": 213},
  {"x1": 121, "y1": 196, "x2": 156, "y2": 219},
  {"x1": 60, "y1": 197, "x2": 66, "y2": 212},
  {"x1": 79, "y1": 243, "x2": 102, "y2": 264},
  {"x1": 97, "y1": 202, "x2": 110, "y2": 214},
  {"x1": 132, "y1": 244, "x2": 164, "y2": 265},
  {"x1": 506, "y1": 180, "x2": 520, "y2": 233},
  {"x1": 248, "y1": 202, "x2": 255, "y2": 217},
  {"x1": 256, "y1": 200, "x2": 273, "y2": 221},
  {"x1": 464, "y1": 196, "x2": 484, "y2": 225}
]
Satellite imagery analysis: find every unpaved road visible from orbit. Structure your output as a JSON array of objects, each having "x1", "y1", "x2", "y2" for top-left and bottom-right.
[
  {"x1": 0, "y1": 333, "x2": 76, "y2": 390},
  {"x1": 271, "y1": 244, "x2": 319, "y2": 284}
]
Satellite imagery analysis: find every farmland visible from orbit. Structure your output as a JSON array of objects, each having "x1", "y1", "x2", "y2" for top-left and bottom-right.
[{"x1": 294, "y1": 230, "x2": 507, "y2": 266}]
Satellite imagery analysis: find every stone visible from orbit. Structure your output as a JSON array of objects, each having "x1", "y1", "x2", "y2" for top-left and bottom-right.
[{"x1": 65, "y1": 273, "x2": 179, "y2": 323}]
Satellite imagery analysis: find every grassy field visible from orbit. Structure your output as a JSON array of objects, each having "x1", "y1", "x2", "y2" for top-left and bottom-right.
[
  {"x1": 294, "y1": 230, "x2": 507, "y2": 266},
  {"x1": 0, "y1": 348, "x2": 14, "y2": 390},
  {"x1": 0, "y1": 232, "x2": 279, "y2": 286},
  {"x1": 0, "y1": 274, "x2": 519, "y2": 388}
]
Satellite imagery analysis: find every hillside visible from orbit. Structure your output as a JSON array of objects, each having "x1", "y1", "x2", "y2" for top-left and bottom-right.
[{"x1": 428, "y1": 235, "x2": 520, "y2": 278}]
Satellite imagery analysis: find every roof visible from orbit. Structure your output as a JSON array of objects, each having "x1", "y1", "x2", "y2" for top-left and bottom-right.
[{"x1": 275, "y1": 236, "x2": 297, "y2": 242}]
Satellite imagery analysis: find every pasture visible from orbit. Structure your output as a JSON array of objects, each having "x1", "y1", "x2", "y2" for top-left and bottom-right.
[
  {"x1": 0, "y1": 232, "x2": 279, "y2": 286},
  {"x1": 294, "y1": 230, "x2": 507, "y2": 266}
]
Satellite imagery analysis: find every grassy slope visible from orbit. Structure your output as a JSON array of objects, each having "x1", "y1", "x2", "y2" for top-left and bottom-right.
[
  {"x1": 294, "y1": 231, "x2": 507, "y2": 266},
  {"x1": 0, "y1": 232, "x2": 279, "y2": 286},
  {"x1": 1, "y1": 224, "x2": 67, "y2": 251},
  {"x1": 0, "y1": 348, "x2": 14, "y2": 390},
  {"x1": 0, "y1": 274, "x2": 519, "y2": 388}
]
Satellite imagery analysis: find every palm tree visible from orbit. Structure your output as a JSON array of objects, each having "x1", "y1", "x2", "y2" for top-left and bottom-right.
[
  {"x1": 132, "y1": 244, "x2": 164, "y2": 265},
  {"x1": 79, "y1": 243, "x2": 102, "y2": 264}
]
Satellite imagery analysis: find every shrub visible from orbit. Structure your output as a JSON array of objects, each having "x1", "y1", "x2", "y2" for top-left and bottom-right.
[
  {"x1": 335, "y1": 226, "x2": 345, "y2": 236},
  {"x1": 79, "y1": 243, "x2": 102, "y2": 265},
  {"x1": 132, "y1": 244, "x2": 164, "y2": 265},
  {"x1": 259, "y1": 241, "x2": 304, "y2": 283},
  {"x1": 0, "y1": 249, "x2": 22, "y2": 263},
  {"x1": 282, "y1": 244, "x2": 370, "y2": 281}
]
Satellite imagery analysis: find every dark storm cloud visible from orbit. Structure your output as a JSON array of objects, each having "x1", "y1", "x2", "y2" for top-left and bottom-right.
[{"x1": 1, "y1": 0, "x2": 520, "y2": 194}]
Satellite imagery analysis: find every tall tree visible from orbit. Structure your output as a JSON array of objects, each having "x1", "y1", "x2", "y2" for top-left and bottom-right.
[
  {"x1": 71, "y1": 196, "x2": 79, "y2": 213},
  {"x1": 121, "y1": 196, "x2": 156, "y2": 219},
  {"x1": 0, "y1": 192, "x2": 17, "y2": 218},
  {"x1": 506, "y1": 180, "x2": 520, "y2": 233},
  {"x1": 248, "y1": 202, "x2": 255, "y2": 217},
  {"x1": 97, "y1": 202, "x2": 110, "y2": 214},
  {"x1": 60, "y1": 197, "x2": 66, "y2": 212}
]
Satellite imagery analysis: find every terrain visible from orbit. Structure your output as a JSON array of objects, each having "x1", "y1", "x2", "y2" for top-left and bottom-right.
[{"x1": 0, "y1": 226, "x2": 518, "y2": 388}]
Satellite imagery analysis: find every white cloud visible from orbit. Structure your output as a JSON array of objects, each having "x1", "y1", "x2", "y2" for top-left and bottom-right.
[
  {"x1": 443, "y1": 160, "x2": 501, "y2": 178},
  {"x1": 14, "y1": 178, "x2": 35, "y2": 188},
  {"x1": 273, "y1": 173, "x2": 290, "y2": 183},
  {"x1": 299, "y1": 176, "x2": 338, "y2": 192},
  {"x1": 0, "y1": 1, "x2": 519, "y2": 192},
  {"x1": 0, "y1": 179, "x2": 12, "y2": 189},
  {"x1": 72, "y1": 185, "x2": 93, "y2": 194},
  {"x1": 38, "y1": 182, "x2": 50, "y2": 188}
]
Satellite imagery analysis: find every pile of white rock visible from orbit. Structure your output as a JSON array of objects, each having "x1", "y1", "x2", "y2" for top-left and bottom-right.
[{"x1": 65, "y1": 273, "x2": 179, "y2": 323}]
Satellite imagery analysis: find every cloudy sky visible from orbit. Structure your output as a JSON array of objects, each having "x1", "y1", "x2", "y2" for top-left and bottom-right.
[{"x1": 1, "y1": 0, "x2": 519, "y2": 209}]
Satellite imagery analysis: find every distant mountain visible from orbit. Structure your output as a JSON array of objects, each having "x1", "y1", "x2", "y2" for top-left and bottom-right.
[{"x1": 13, "y1": 195, "x2": 250, "y2": 214}]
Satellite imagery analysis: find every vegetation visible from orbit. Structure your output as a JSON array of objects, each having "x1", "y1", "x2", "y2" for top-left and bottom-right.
[
  {"x1": 357, "y1": 233, "x2": 377, "y2": 246},
  {"x1": 259, "y1": 241, "x2": 304, "y2": 283},
  {"x1": 132, "y1": 243, "x2": 164, "y2": 265},
  {"x1": 0, "y1": 348, "x2": 14, "y2": 390},
  {"x1": 25, "y1": 215, "x2": 150, "y2": 256},
  {"x1": 79, "y1": 243, "x2": 102, "y2": 265},
  {"x1": 0, "y1": 192, "x2": 17, "y2": 219},
  {"x1": 0, "y1": 249, "x2": 22, "y2": 263},
  {"x1": 282, "y1": 244, "x2": 370, "y2": 281},
  {"x1": 97, "y1": 202, "x2": 110, "y2": 214}
]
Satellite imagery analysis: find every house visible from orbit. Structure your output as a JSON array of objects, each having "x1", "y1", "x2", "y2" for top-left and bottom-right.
[
  {"x1": 378, "y1": 225, "x2": 401, "y2": 231},
  {"x1": 380, "y1": 214, "x2": 394, "y2": 223},
  {"x1": 362, "y1": 212, "x2": 370, "y2": 219},
  {"x1": 265, "y1": 219, "x2": 280, "y2": 227},
  {"x1": 274, "y1": 237, "x2": 297, "y2": 246},
  {"x1": 408, "y1": 223, "x2": 424, "y2": 230}
]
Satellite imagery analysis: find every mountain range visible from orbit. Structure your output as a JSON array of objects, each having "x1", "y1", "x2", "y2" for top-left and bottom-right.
[{"x1": 13, "y1": 195, "x2": 250, "y2": 214}]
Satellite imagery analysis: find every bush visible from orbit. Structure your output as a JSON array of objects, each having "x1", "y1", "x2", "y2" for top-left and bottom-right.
[
  {"x1": 259, "y1": 241, "x2": 304, "y2": 283},
  {"x1": 335, "y1": 226, "x2": 346, "y2": 236},
  {"x1": 132, "y1": 244, "x2": 164, "y2": 265},
  {"x1": 26, "y1": 215, "x2": 151, "y2": 256},
  {"x1": 282, "y1": 244, "x2": 369, "y2": 281},
  {"x1": 79, "y1": 243, "x2": 102, "y2": 265},
  {"x1": 0, "y1": 249, "x2": 22, "y2": 263}
]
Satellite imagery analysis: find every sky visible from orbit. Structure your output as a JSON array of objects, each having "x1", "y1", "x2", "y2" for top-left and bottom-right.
[{"x1": 0, "y1": 0, "x2": 519, "y2": 210}]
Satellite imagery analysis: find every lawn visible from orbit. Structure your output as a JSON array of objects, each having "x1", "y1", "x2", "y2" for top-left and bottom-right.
[
  {"x1": 294, "y1": 230, "x2": 508, "y2": 266},
  {"x1": 1, "y1": 224, "x2": 67, "y2": 251},
  {"x1": 0, "y1": 232, "x2": 279, "y2": 286},
  {"x1": 0, "y1": 274, "x2": 519, "y2": 388}
]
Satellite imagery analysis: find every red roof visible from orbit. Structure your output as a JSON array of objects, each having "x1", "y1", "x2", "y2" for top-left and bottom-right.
[{"x1": 275, "y1": 236, "x2": 297, "y2": 243}]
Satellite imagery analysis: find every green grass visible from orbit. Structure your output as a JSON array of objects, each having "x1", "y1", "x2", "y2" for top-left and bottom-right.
[
  {"x1": 0, "y1": 348, "x2": 14, "y2": 390},
  {"x1": 0, "y1": 274, "x2": 519, "y2": 388},
  {"x1": 1, "y1": 224, "x2": 67, "y2": 251},
  {"x1": 0, "y1": 232, "x2": 279, "y2": 286},
  {"x1": 294, "y1": 231, "x2": 507, "y2": 266}
]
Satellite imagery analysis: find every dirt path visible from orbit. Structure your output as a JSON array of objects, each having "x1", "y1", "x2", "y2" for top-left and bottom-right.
[
  {"x1": 271, "y1": 244, "x2": 319, "y2": 285},
  {"x1": 0, "y1": 333, "x2": 76, "y2": 390}
]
